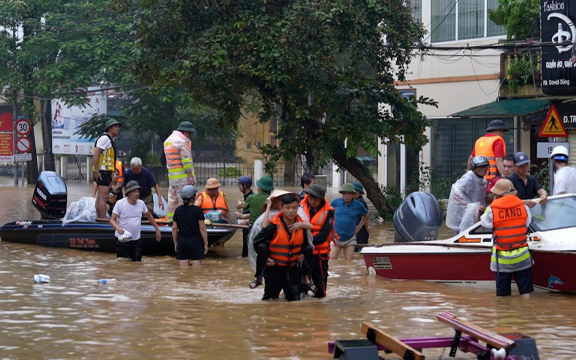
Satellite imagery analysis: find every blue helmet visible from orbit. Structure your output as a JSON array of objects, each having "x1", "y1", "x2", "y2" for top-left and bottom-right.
[{"x1": 237, "y1": 176, "x2": 252, "y2": 187}]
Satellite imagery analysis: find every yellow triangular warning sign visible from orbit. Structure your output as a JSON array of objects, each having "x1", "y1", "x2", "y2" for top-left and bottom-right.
[{"x1": 539, "y1": 105, "x2": 568, "y2": 137}]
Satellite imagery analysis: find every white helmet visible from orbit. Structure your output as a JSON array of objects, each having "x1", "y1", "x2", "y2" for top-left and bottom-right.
[{"x1": 551, "y1": 145, "x2": 569, "y2": 161}]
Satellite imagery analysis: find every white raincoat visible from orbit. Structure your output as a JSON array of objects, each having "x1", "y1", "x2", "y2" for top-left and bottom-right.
[
  {"x1": 446, "y1": 171, "x2": 487, "y2": 232},
  {"x1": 553, "y1": 166, "x2": 576, "y2": 195}
]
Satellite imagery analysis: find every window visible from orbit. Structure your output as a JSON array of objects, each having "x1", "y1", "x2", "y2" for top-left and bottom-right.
[
  {"x1": 406, "y1": 0, "x2": 423, "y2": 23},
  {"x1": 246, "y1": 142, "x2": 251, "y2": 149},
  {"x1": 430, "y1": 0, "x2": 506, "y2": 43},
  {"x1": 430, "y1": 118, "x2": 514, "y2": 197}
]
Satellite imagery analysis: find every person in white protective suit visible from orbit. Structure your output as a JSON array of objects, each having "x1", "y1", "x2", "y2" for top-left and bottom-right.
[
  {"x1": 446, "y1": 156, "x2": 490, "y2": 234},
  {"x1": 164, "y1": 121, "x2": 196, "y2": 221},
  {"x1": 550, "y1": 145, "x2": 576, "y2": 195}
]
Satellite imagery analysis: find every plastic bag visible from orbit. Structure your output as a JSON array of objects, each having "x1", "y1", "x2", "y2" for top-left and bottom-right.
[
  {"x1": 63, "y1": 197, "x2": 97, "y2": 224},
  {"x1": 459, "y1": 202, "x2": 482, "y2": 233}
]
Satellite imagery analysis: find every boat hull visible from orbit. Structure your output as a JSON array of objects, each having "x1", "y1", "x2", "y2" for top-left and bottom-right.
[
  {"x1": 0, "y1": 220, "x2": 236, "y2": 256},
  {"x1": 363, "y1": 248, "x2": 576, "y2": 292},
  {"x1": 362, "y1": 250, "x2": 494, "y2": 283}
]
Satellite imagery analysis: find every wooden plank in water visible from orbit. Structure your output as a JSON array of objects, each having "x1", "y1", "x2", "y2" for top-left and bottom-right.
[
  {"x1": 361, "y1": 322, "x2": 426, "y2": 360},
  {"x1": 436, "y1": 312, "x2": 515, "y2": 350}
]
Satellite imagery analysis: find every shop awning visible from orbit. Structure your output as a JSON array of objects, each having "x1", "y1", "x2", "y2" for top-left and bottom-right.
[{"x1": 451, "y1": 98, "x2": 549, "y2": 117}]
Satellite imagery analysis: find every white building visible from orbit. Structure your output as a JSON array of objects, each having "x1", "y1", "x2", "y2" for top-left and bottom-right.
[{"x1": 379, "y1": 0, "x2": 551, "y2": 196}]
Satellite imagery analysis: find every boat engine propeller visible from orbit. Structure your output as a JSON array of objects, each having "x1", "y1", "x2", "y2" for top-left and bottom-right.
[
  {"x1": 393, "y1": 191, "x2": 442, "y2": 242},
  {"x1": 32, "y1": 171, "x2": 68, "y2": 219}
]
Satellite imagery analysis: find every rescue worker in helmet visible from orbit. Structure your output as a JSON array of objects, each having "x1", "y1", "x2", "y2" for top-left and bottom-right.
[
  {"x1": 234, "y1": 176, "x2": 254, "y2": 257},
  {"x1": 468, "y1": 119, "x2": 508, "y2": 181},
  {"x1": 172, "y1": 185, "x2": 208, "y2": 267},
  {"x1": 550, "y1": 145, "x2": 576, "y2": 195},
  {"x1": 446, "y1": 156, "x2": 489, "y2": 234},
  {"x1": 163, "y1": 121, "x2": 196, "y2": 221}
]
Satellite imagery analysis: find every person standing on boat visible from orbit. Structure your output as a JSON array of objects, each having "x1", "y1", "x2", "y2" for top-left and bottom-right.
[
  {"x1": 93, "y1": 119, "x2": 121, "y2": 219},
  {"x1": 300, "y1": 184, "x2": 334, "y2": 298},
  {"x1": 172, "y1": 185, "x2": 208, "y2": 267},
  {"x1": 253, "y1": 194, "x2": 312, "y2": 301},
  {"x1": 480, "y1": 179, "x2": 533, "y2": 298},
  {"x1": 234, "y1": 176, "x2": 254, "y2": 258},
  {"x1": 110, "y1": 181, "x2": 162, "y2": 261},
  {"x1": 194, "y1": 178, "x2": 230, "y2": 222},
  {"x1": 550, "y1": 146, "x2": 576, "y2": 195},
  {"x1": 123, "y1": 157, "x2": 164, "y2": 215},
  {"x1": 351, "y1": 181, "x2": 370, "y2": 252},
  {"x1": 507, "y1": 152, "x2": 548, "y2": 208},
  {"x1": 468, "y1": 119, "x2": 508, "y2": 181},
  {"x1": 164, "y1": 121, "x2": 196, "y2": 221},
  {"x1": 330, "y1": 183, "x2": 368, "y2": 260},
  {"x1": 446, "y1": 156, "x2": 489, "y2": 234}
]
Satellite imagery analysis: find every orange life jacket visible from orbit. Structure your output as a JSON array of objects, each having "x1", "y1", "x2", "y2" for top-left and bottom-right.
[
  {"x1": 115, "y1": 160, "x2": 123, "y2": 184},
  {"x1": 198, "y1": 191, "x2": 228, "y2": 217},
  {"x1": 492, "y1": 196, "x2": 528, "y2": 251},
  {"x1": 474, "y1": 135, "x2": 506, "y2": 181},
  {"x1": 301, "y1": 195, "x2": 334, "y2": 255},
  {"x1": 268, "y1": 212, "x2": 305, "y2": 267}
]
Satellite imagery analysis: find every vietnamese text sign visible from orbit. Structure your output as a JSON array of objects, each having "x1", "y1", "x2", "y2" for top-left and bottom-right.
[
  {"x1": 51, "y1": 86, "x2": 107, "y2": 155},
  {"x1": 537, "y1": 142, "x2": 570, "y2": 158},
  {"x1": 0, "y1": 133, "x2": 14, "y2": 162},
  {"x1": 541, "y1": 0, "x2": 576, "y2": 94}
]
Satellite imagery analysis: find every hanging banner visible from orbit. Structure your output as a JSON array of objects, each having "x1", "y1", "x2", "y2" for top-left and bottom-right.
[
  {"x1": 541, "y1": 0, "x2": 576, "y2": 94},
  {"x1": 51, "y1": 87, "x2": 107, "y2": 155}
]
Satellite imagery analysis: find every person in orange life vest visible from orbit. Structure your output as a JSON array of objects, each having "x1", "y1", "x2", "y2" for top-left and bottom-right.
[
  {"x1": 300, "y1": 184, "x2": 334, "y2": 298},
  {"x1": 253, "y1": 194, "x2": 312, "y2": 301},
  {"x1": 480, "y1": 179, "x2": 533, "y2": 298},
  {"x1": 248, "y1": 189, "x2": 312, "y2": 290},
  {"x1": 164, "y1": 121, "x2": 196, "y2": 221},
  {"x1": 468, "y1": 119, "x2": 508, "y2": 181},
  {"x1": 486, "y1": 155, "x2": 516, "y2": 203},
  {"x1": 194, "y1": 177, "x2": 230, "y2": 222}
]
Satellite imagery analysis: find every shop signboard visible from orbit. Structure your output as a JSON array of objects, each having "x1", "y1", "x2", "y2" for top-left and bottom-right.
[{"x1": 541, "y1": 0, "x2": 576, "y2": 94}]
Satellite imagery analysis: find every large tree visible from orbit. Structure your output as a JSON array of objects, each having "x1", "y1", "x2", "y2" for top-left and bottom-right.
[
  {"x1": 0, "y1": 0, "x2": 134, "y2": 180},
  {"x1": 132, "y1": 0, "x2": 435, "y2": 213}
]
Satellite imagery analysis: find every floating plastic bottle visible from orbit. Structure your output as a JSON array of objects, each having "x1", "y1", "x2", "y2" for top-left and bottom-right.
[
  {"x1": 97, "y1": 278, "x2": 117, "y2": 285},
  {"x1": 33, "y1": 274, "x2": 51, "y2": 283}
]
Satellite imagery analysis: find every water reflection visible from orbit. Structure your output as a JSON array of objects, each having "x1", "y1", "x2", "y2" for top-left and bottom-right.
[{"x1": 0, "y1": 180, "x2": 575, "y2": 358}]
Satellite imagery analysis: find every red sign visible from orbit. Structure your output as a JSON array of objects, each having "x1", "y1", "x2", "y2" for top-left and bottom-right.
[
  {"x1": 539, "y1": 105, "x2": 568, "y2": 137},
  {"x1": 15, "y1": 118, "x2": 31, "y2": 136},
  {"x1": 0, "y1": 113, "x2": 12, "y2": 132},
  {"x1": 16, "y1": 137, "x2": 31, "y2": 154}
]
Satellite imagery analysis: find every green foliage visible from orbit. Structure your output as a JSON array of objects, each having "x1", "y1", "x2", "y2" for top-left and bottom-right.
[
  {"x1": 145, "y1": 153, "x2": 161, "y2": 167},
  {"x1": 218, "y1": 167, "x2": 242, "y2": 178},
  {"x1": 131, "y1": 0, "x2": 436, "y2": 212},
  {"x1": 506, "y1": 53, "x2": 539, "y2": 91},
  {"x1": 531, "y1": 162, "x2": 549, "y2": 192},
  {"x1": 374, "y1": 185, "x2": 403, "y2": 221},
  {"x1": 488, "y1": 0, "x2": 540, "y2": 40}
]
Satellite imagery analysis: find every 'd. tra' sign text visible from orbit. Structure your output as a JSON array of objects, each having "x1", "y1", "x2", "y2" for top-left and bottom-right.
[{"x1": 541, "y1": 0, "x2": 576, "y2": 94}]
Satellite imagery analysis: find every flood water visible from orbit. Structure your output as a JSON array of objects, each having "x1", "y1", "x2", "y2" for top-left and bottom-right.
[{"x1": 1, "y1": 179, "x2": 575, "y2": 359}]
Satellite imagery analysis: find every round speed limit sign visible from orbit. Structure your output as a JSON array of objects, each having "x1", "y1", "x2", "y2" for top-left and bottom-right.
[{"x1": 15, "y1": 118, "x2": 32, "y2": 136}]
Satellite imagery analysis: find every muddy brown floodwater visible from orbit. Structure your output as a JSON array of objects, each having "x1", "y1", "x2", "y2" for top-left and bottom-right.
[{"x1": 0, "y1": 179, "x2": 575, "y2": 359}]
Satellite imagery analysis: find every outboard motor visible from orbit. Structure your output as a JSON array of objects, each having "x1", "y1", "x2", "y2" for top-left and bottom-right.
[
  {"x1": 32, "y1": 171, "x2": 67, "y2": 219},
  {"x1": 393, "y1": 191, "x2": 442, "y2": 242}
]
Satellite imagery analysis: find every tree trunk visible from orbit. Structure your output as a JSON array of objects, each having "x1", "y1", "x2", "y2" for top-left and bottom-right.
[
  {"x1": 41, "y1": 100, "x2": 56, "y2": 171},
  {"x1": 283, "y1": 156, "x2": 296, "y2": 186},
  {"x1": 304, "y1": 151, "x2": 317, "y2": 174},
  {"x1": 27, "y1": 123, "x2": 39, "y2": 183},
  {"x1": 332, "y1": 149, "x2": 390, "y2": 214}
]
